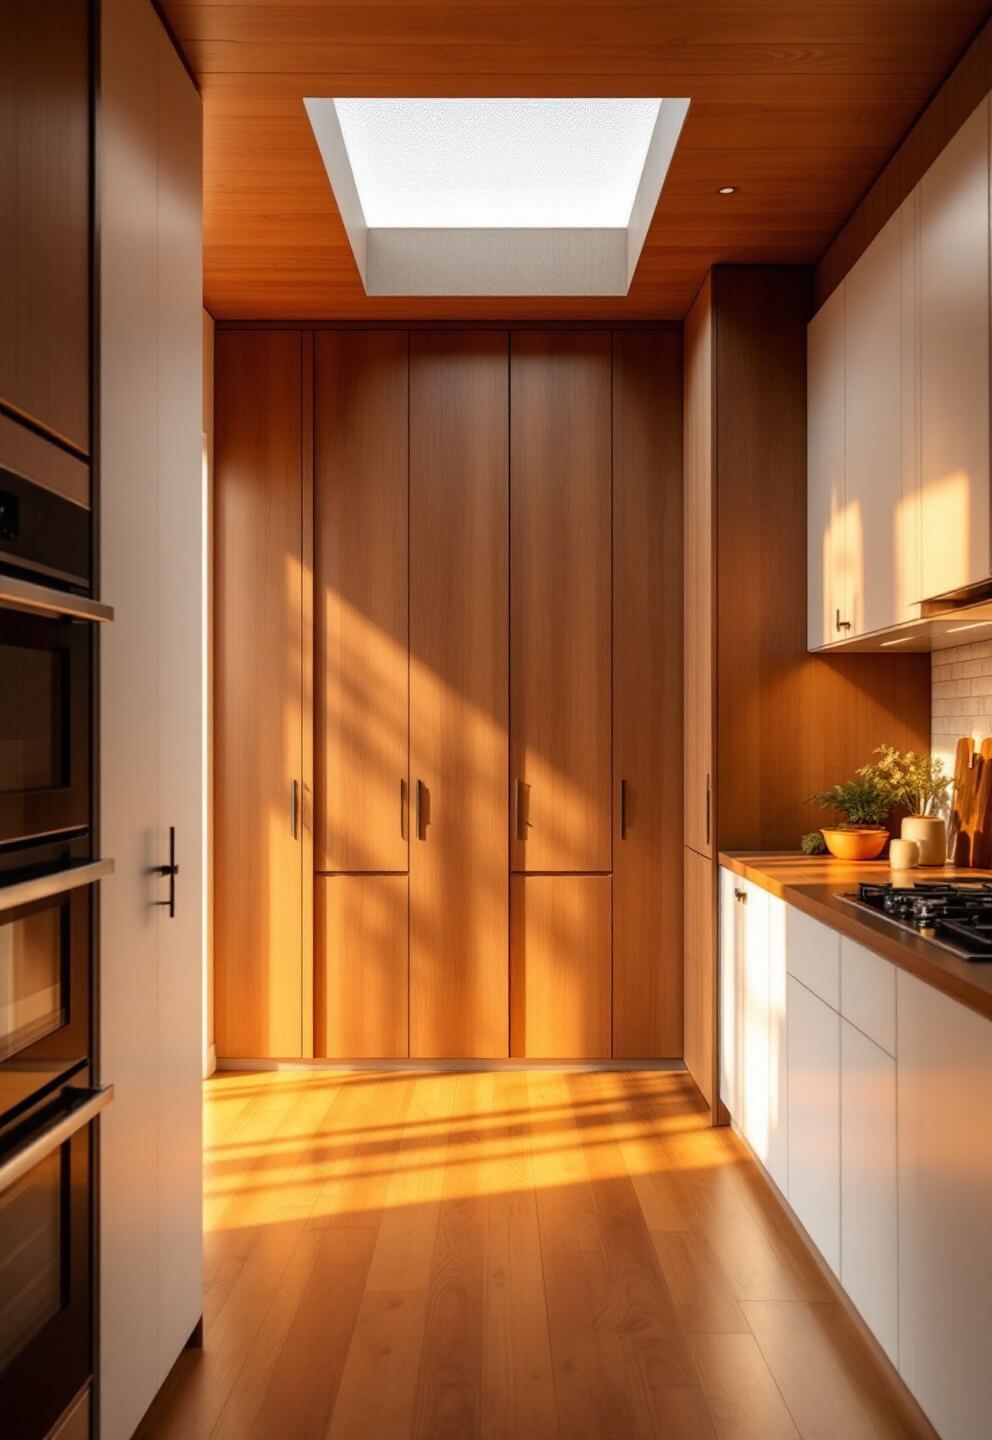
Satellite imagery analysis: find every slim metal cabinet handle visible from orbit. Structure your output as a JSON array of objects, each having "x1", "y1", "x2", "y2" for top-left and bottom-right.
[
  {"x1": 400, "y1": 779, "x2": 408, "y2": 840},
  {"x1": 835, "y1": 608, "x2": 852, "y2": 633},
  {"x1": 620, "y1": 779, "x2": 628, "y2": 840},
  {"x1": 416, "y1": 779, "x2": 427, "y2": 841},
  {"x1": 513, "y1": 779, "x2": 530, "y2": 841},
  {"x1": 705, "y1": 773, "x2": 712, "y2": 847},
  {"x1": 290, "y1": 780, "x2": 299, "y2": 840},
  {"x1": 154, "y1": 826, "x2": 179, "y2": 918}
]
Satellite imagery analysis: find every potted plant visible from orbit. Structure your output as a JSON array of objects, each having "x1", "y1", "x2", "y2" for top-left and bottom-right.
[
  {"x1": 805, "y1": 775, "x2": 892, "y2": 860},
  {"x1": 859, "y1": 746, "x2": 950, "y2": 866}
]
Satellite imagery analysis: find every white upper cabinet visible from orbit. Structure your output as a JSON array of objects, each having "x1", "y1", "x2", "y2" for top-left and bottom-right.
[
  {"x1": 807, "y1": 281, "x2": 847, "y2": 648},
  {"x1": 920, "y1": 96, "x2": 991, "y2": 600},
  {"x1": 808, "y1": 96, "x2": 991, "y2": 647},
  {"x1": 845, "y1": 202, "x2": 922, "y2": 633}
]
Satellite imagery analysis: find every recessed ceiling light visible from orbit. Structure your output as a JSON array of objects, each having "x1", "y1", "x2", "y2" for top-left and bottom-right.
[
  {"x1": 304, "y1": 97, "x2": 691, "y2": 296},
  {"x1": 717, "y1": 185, "x2": 737, "y2": 195}
]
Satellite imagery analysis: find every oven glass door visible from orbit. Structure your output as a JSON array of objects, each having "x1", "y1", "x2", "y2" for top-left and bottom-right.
[
  {"x1": 0, "y1": 611, "x2": 90, "y2": 848},
  {"x1": 0, "y1": 1087, "x2": 95, "y2": 1439},
  {"x1": 0, "y1": 885, "x2": 88, "y2": 1085}
]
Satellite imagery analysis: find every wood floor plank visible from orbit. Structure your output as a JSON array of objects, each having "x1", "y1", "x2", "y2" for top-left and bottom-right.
[
  {"x1": 688, "y1": 1332, "x2": 801, "y2": 1440},
  {"x1": 136, "y1": 1069, "x2": 933, "y2": 1440}
]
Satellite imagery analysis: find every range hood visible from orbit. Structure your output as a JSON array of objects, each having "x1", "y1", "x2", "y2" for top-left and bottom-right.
[{"x1": 822, "y1": 579, "x2": 992, "y2": 653}]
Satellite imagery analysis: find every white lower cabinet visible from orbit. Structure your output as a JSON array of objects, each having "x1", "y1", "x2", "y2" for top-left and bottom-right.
[
  {"x1": 718, "y1": 867, "x2": 740, "y2": 1115},
  {"x1": 786, "y1": 974, "x2": 841, "y2": 1274},
  {"x1": 897, "y1": 970, "x2": 992, "y2": 1440},
  {"x1": 741, "y1": 882, "x2": 770, "y2": 1162},
  {"x1": 766, "y1": 895, "x2": 789, "y2": 1195},
  {"x1": 840, "y1": 1019, "x2": 898, "y2": 1366}
]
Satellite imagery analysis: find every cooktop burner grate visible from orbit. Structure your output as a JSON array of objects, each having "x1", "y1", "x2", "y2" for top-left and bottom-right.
[{"x1": 838, "y1": 882, "x2": 992, "y2": 961}]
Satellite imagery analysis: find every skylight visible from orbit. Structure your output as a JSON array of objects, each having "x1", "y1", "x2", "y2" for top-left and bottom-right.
[
  {"x1": 304, "y1": 96, "x2": 690, "y2": 297},
  {"x1": 332, "y1": 99, "x2": 663, "y2": 230}
]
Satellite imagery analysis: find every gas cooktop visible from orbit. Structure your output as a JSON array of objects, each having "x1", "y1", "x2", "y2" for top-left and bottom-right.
[{"x1": 839, "y1": 882, "x2": 992, "y2": 961}]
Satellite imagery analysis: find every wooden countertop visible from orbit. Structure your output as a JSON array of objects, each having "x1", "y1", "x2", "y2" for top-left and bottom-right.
[{"x1": 719, "y1": 851, "x2": 992, "y2": 1023}]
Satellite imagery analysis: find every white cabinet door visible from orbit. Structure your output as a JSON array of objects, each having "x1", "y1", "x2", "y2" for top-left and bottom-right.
[
  {"x1": 897, "y1": 971, "x2": 992, "y2": 1440},
  {"x1": 807, "y1": 282, "x2": 847, "y2": 648},
  {"x1": 766, "y1": 896, "x2": 789, "y2": 1195},
  {"x1": 719, "y1": 868, "x2": 741, "y2": 1116},
  {"x1": 845, "y1": 202, "x2": 921, "y2": 634},
  {"x1": 787, "y1": 975, "x2": 841, "y2": 1274},
  {"x1": 920, "y1": 96, "x2": 991, "y2": 599},
  {"x1": 841, "y1": 1020, "x2": 898, "y2": 1366},
  {"x1": 741, "y1": 882, "x2": 770, "y2": 1160}
]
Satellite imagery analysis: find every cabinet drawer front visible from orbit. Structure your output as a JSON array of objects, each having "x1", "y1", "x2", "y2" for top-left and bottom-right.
[
  {"x1": 840, "y1": 938, "x2": 896, "y2": 1056},
  {"x1": 785, "y1": 905, "x2": 840, "y2": 1010}
]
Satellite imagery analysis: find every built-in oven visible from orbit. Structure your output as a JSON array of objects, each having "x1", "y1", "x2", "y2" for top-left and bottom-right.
[{"x1": 0, "y1": 1065, "x2": 112, "y2": 1439}]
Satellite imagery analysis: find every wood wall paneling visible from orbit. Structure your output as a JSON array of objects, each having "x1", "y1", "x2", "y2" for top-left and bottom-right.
[
  {"x1": 214, "y1": 330, "x2": 304, "y2": 1057},
  {"x1": 316, "y1": 875, "x2": 409, "y2": 1058},
  {"x1": 315, "y1": 330, "x2": 410, "y2": 873},
  {"x1": 0, "y1": 0, "x2": 91, "y2": 451},
  {"x1": 409, "y1": 331, "x2": 510, "y2": 1059},
  {"x1": 510, "y1": 875, "x2": 612, "y2": 1059},
  {"x1": 683, "y1": 279, "x2": 714, "y2": 857},
  {"x1": 612, "y1": 329, "x2": 684, "y2": 1058},
  {"x1": 510, "y1": 331, "x2": 612, "y2": 875},
  {"x1": 683, "y1": 847, "x2": 715, "y2": 1109}
]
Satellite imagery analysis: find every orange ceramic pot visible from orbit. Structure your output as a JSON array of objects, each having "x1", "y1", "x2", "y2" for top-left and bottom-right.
[{"x1": 820, "y1": 826, "x2": 889, "y2": 862}]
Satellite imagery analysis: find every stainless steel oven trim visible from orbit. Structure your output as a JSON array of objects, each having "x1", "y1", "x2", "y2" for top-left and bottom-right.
[
  {"x1": 0, "y1": 859, "x2": 114, "y2": 914},
  {"x1": 0, "y1": 574, "x2": 113, "y2": 623},
  {"x1": 0, "y1": 1085, "x2": 113, "y2": 1194}
]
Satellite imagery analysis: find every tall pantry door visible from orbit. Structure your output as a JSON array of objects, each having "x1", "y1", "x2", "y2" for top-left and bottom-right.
[
  {"x1": 409, "y1": 332, "x2": 510, "y2": 1058},
  {"x1": 100, "y1": 2, "x2": 204, "y2": 1434},
  {"x1": 214, "y1": 330, "x2": 306, "y2": 1058}
]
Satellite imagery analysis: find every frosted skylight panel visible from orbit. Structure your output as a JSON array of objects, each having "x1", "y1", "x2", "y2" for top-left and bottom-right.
[{"x1": 330, "y1": 98, "x2": 663, "y2": 229}]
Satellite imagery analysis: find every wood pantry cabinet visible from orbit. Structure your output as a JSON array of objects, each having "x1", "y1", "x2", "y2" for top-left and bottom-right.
[{"x1": 215, "y1": 326, "x2": 684, "y2": 1061}]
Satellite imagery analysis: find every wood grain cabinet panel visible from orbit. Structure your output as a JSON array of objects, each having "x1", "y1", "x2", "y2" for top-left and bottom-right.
[
  {"x1": 510, "y1": 875, "x2": 612, "y2": 1059},
  {"x1": 316, "y1": 875, "x2": 409, "y2": 1058},
  {"x1": 0, "y1": 0, "x2": 91, "y2": 451},
  {"x1": 409, "y1": 331, "x2": 509, "y2": 1059},
  {"x1": 315, "y1": 331, "x2": 409, "y2": 873},
  {"x1": 683, "y1": 281, "x2": 714, "y2": 858},
  {"x1": 214, "y1": 330, "x2": 304, "y2": 1058},
  {"x1": 919, "y1": 96, "x2": 991, "y2": 599},
  {"x1": 510, "y1": 332, "x2": 612, "y2": 874},
  {"x1": 612, "y1": 329, "x2": 683, "y2": 1058},
  {"x1": 684, "y1": 848, "x2": 715, "y2": 1109}
]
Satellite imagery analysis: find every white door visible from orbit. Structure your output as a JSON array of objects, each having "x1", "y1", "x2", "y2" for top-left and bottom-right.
[
  {"x1": 99, "y1": 2, "x2": 203, "y2": 1436},
  {"x1": 786, "y1": 975, "x2": 840, "y2": 1275},
  {"x1": 807, "y1": 282, "x2": 847, "y2": 648},
  {"x1": 920, "y1": 96, "x2": 991, "y2": 599}
]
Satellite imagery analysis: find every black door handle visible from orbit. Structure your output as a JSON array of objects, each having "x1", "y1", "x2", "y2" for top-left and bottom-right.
[{"x1": 154, "y1": 825, "x2": 179, "y2": 918}]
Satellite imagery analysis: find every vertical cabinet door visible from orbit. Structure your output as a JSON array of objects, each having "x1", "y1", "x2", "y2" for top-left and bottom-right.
[
  {"x1": 215, "y1": 331, "x2": 304, "y2": 1058},
  {"x1": 787, "y1": 975, "x2": 840, "y2": 1275},
  {"x1": 510, "y1": 332, "x2": 612, "y2": 873},
  {"x1": 845, "y1": 203, "x2": 920, "y2": 635},
  {"x1": 840, "y1": 1020, "x2": 898, "y2": 1366},
  {"x1": 409, "y1": 332, "x2": 509, "y2": 1059},
  {"x1": 897, "y1": 970, "x2": 992, "y2": 1440},
  {"x1": 683, "y1": 281, "x2": 714, "y2": 856},
  {"x1": 510, "y1": 876, "x2": 611, "y2": 1059},
  {"x1": 315, "y1": 331, "x2": 409, "y2": 873},
  {"x1": 766, "y1": 896, "x2": 789, "y2": 1196},
  {"x1": 684, "y1": 848, "x2": 715, "y2": 1108},
  {"x1": 0, "y1": 0, "x2": 91, "y2": 451},
  {"x1": 741, "y1": 882, "x2": 770, "y2": 1160},
  {"x1": 719, "y1": 867, "x2": 748, "y2": 1119},
  {"x1": 613, "y1": 330, "x2": 683, "y2": 1058},
  {"x1": 316, "y1": 876, "x2": 409, "y2": 1059},
  {"x1": 920, "y1": 96, "x2": 991, "y2": 599},
  {"x1": 807, "y1": 281, "x2": 847, "y2": 648}
]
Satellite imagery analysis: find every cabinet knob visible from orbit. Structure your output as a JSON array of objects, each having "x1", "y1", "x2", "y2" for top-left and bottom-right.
[
  {"x1": 835, "y1": 609, "x2": 852, "y2": 633},
  {"x1": 734, "y1": 888, "x2": 748, "y2": 904}
]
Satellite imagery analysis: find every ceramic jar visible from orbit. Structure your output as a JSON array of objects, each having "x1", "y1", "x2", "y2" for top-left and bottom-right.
[
  {"x1": 900, "y1": 815, "x2": 947, "y2": 867},
  {"x1": 889, "y1": 837, "x2": 920, "y2": 869}
]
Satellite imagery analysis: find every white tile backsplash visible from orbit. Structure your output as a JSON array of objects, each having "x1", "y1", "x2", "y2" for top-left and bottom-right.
[{"x1": 932, "y1": 639, "x2": 992, "y2": 778}]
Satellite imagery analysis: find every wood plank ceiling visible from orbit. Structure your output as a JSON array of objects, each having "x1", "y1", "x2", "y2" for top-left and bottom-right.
[{"x1": 162, "y1": 1, "x2": 990, "y2": 320}]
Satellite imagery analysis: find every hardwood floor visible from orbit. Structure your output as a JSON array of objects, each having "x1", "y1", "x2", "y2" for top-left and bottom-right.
[{"x1": 136, "y1": 1069, "x2": 933, "y2": 1440}]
